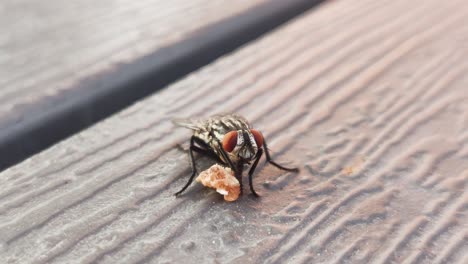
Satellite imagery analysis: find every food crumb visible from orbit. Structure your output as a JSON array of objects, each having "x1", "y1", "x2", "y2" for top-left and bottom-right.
[{"x1": 196, "y1": 164, "x2": 240, "y2": 201}]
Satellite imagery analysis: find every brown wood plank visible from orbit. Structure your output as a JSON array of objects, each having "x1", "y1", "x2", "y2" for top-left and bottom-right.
[
  {"x1": 0, "y1": 0, "x2": 325, "y2": 171},
  {"x1": 1, "y1": 0, "x2": 467, "y2": 263}
]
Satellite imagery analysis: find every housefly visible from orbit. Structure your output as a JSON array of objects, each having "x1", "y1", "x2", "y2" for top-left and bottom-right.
[{"x1": 173, "y1": 114, "x2": 299, "y2": 197}]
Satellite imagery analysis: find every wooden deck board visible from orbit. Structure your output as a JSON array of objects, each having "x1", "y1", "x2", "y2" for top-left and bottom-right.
[
  {"x1": 0, "y1": 0, "x2": 324, "y2": 170},
  {"x1": 0, "y1": 0, "x2": 266, "y2": 102},
  {"x1": 1, "y1": 0, "x2": 467, "y2": 263}
]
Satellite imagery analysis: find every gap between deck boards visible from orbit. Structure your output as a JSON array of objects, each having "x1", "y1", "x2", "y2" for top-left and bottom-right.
[{"x1": 0, "y1": 0, "x2": 326, "y2": 171}]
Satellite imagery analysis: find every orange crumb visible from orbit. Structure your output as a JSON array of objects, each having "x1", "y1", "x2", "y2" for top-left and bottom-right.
[{"x1": 196, "y1": 164, "x2": 240, "y2": 202}]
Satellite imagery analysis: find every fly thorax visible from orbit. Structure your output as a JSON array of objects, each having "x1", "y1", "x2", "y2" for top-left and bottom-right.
[{"x1": 232, "y1": 130, "x2": 258, "y2": 160}]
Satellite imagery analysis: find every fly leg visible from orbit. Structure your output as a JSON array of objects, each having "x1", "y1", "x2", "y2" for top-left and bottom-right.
[
  {"x1": 263, "y1": 139, "x2": 299, "y2": 172},
  {"x1": 209, "y1": 130, "x2": 244, "y2": 195},
  {"x1": 175, "y1": 136, "x2": 222, "y2": 196},
  {"x1": 208, "y1": 130, "x2": 244, "y2": 193},
  {"x1": 248, "y1": 148, "x2": 263, "y2": 197},
  {"x1": 175, "y1": 136, "x2": 199, "y2": 196},
  {"x1": 192, "y1": 137, "x2": 226, "y2": 165},
  {"x1": 208, "y1": 130, "x2": 237, "y2": 172},
  {"x1": 235, "y1": 161, "x2": 244, "y2": 195}
]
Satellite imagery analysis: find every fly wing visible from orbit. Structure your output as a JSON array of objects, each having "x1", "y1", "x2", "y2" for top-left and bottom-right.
[
  {"x1": 172, "y1": 118, "x2": 205, "y2": 131},
  {"x1": 173, "y1": 114, "x2": 250, "y2": 133}
]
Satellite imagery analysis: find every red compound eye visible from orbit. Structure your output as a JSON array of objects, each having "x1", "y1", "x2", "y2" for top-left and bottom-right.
[
  {"x1": 250, "y1": 129, "x2": 263, "y2": 148},
  {"x1": 222, "y1": 131, "x2": 238, "y2": 152}
]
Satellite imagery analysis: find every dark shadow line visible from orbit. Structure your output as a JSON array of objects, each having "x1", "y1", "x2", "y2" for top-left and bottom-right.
[{"x1": 0, "y1": 0, "x2": 326, "y2": 171}]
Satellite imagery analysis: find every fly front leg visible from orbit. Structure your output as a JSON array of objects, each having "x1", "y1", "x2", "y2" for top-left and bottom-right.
[
  {"x1": 248, "y1": 148, "x2": 263, "y2": 197},
  {"x1": 208, "y1": 130, "x2": 237, "y2": 172},
  {"x1": 263, "y1": 139, "x2": 299, "y2": 172},
  {"x1": 192, "y1": 137, "x2": 226, "y2": 165},
  {"x1": 235, "y1": 161, "x2": 244, "y2": 195},
  {"x1": 208, "y1": 129, "x2": 244, "y2": 194},
  {"x1": 176, "y1": 134, "x2": 236, "y2": 196}
]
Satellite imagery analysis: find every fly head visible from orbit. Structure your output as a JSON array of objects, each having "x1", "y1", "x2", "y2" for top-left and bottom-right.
[{"x1": 222, "y1": 129, "x2": 264, "y2": 162}]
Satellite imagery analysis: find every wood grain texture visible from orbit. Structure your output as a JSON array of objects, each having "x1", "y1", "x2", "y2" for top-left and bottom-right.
[
  {"x1": 0, "y1": 0, "x2": 265, "y2": 106},
  {"x1": 1, "y1": 0, "x2": 468, "y2": 263},
  {"x1": 0, "y1": 0, "x2": 325, "y2": 171}
]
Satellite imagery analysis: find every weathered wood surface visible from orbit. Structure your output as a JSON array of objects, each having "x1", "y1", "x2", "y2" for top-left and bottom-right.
[
  {"x1": 0, "y1": 0, "x2": 263, "y2": 120},
  {"x1": 0, "y1": 0, "x2": 324, "y2": 171},
  {"x1": 1, "y1": 0, "x2": 468, "y2": 263},
  {"x1": 0, "y1": 0, "x2": 266, "y2": 107}
]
